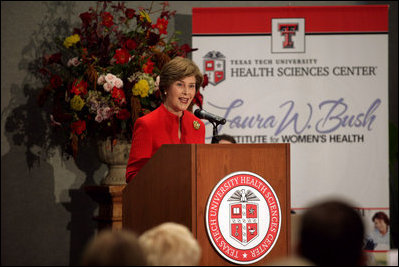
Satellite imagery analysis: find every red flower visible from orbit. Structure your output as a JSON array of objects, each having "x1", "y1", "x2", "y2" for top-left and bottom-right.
[
  {"x1": 50, "y1": 75, "x2": 62, "y2": 89},
  {"x1": 152, "y1": 18, "x2": 168, "y2": 35},
  {"x1": 49, "y1": 53, "x2": 62, "y2": 64},
  {"x1": 179, "y1": 44, "x2": 198, "y2": 57},
  {"x1": 161, "y1": 10, "x2": 176, "y2": 20},
  {"x1": 161, "y1": 1, "x2": 169, "y2": 8},
  {"x1": 111, "y1": 87, "x2": 126, "y2": 105},
  {"x1": 202, "y1": 74, "x2": 209, "y2": 88},
  {"x1": 39, "y1": 68, "x2": 50, "y2": 76},
  {"x1": 192, "y1": 91, "x2": 203, "y2": 109},
  {"x1": 101, "y1": 12, "x2": 114, "y2": 27},
  {"x1": 125, "y1": 8, "x2": 135, "y2": 19},
  {"x1": 143, "y1": 58, "x2": 155, "y2": 74},
  {"x1": 124, "y1": 39, "x2": 137, "y2": 51},
  {"x1": 116, "y1": 109, "x2": 131, "y2": 120},
  {"x1": 71, "y1": 79, "x2": 88, "y2": 95},
  {"x1": 71, "y1": 120, "x2": 86, "y2": 135},
  {"x1": 113, "y1": 48, "x2": 130, "y2": 64},
  {"x1": 147, "y1": 32, "x2": 160, "y2": 46},
  {"x1": 80, "y1": 48, "x2": 89, "y2": 63},
  {"x1": 80, "y1": 12, "x2": 93, "y2": 26}
]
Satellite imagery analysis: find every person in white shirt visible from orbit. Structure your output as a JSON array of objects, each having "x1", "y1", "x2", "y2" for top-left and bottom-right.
[{"x1": 367, "y1": 211, "x2": 390, "y2": 250}]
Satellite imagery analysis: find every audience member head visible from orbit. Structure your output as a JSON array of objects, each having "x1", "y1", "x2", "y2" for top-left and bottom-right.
[
  {"x1": 81, "y1": 229, "x2": 147, "y2": 266},
  {"x1": 297, "y1": 199, "x2": 365, "y2": 266},
  {"x1": 139, "y1": 222, "x2": 201, "y2": 266},
  {"x1": 211, "y1": 134, "x2": 237, "y2": 144}
]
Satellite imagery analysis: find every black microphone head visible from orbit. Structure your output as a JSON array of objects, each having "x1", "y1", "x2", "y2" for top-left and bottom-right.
[
  {"x1": 194, "y1": 109, "x2": 202, "y2": 118},
  {"x1": 194, "y1": 109, "x2": 226, "y2": 125}
]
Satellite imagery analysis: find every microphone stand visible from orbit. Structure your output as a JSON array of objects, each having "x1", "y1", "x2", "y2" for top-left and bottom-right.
[{"x1": 210, "y1": 121, "x2": 222, "y2": 143}]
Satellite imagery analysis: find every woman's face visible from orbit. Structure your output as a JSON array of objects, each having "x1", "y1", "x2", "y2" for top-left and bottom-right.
[
  {"x1": 164, "y1": 76, "x2": 196, "y2": 115},
  {"x1": 374, "y1": 218, "x2": 388, "y2": 234}
]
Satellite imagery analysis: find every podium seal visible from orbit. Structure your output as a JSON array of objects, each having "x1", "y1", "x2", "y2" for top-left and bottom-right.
[{"x1": 205, "y1": 171, "x2": 281, "y2": 264}]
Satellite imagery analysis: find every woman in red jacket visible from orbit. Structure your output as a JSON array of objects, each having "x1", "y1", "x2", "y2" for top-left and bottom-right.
[{"x1": 126, "y1": 57, "x2": 205, "y2": 183}]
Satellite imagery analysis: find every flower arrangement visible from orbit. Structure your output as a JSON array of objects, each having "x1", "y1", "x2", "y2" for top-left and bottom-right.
[{"x1": 36, "y1": 1, "x2": 206, "y2": 158}]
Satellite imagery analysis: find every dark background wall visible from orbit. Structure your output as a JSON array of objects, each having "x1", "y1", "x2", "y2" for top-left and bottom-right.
[{"x1": 1, "y1": 1, "x2": 397, "y2": 265}]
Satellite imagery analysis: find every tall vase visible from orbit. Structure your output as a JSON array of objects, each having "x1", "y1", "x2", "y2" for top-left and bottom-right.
[{"x1": 97, "y1": 138, "x2": 131, "y2": 185}]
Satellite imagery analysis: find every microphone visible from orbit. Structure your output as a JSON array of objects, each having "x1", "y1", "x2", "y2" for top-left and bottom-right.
[{"x1": 194, "y1": 109, "x2": 226, "y2": 125}]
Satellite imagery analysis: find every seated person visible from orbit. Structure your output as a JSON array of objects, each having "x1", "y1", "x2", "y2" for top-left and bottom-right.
[
  {"x1": 81, "y1": 229, "x2": 147, "y2": 266},
  {"x1": 296, "y1": 199, "x2": 366, "y2": 266},
  {"x1": 365, "y1": 211, "x2": 390, "y2": 250},
  {"x1": 139, "y1": 222, "x2": 201, "y2": 266},
  {"x1": 211, "y1": 133, "x2": 236, "y2": 144}
]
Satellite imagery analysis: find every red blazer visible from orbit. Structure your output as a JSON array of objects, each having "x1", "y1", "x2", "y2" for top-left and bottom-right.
[{"x1": 126, "y1": 104, "x2": 205, "y2": 183}]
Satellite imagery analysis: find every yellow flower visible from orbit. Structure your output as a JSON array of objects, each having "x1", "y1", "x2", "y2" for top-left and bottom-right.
[
  {"x1": 139, "y1": 73, "x2": 155, "y2": 94},
  {"x1": 63, "y1": 34, "x2": 80, "y2": 48},
  {"x1": 139, "y1": 10, "x2": 151, "y2": 23},
  {"x1": 132, "y1": 79, "x2": 150, "y2": 98},
  {"x1": 70, "y1": 95, "x2": 85, "y2": 111}
]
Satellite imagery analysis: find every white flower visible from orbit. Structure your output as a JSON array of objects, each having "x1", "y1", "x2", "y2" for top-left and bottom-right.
[
  {"x1": 95, "y1": 113, "x2": 103, "y2": 122},
  {"x1": 105, "y1": 73, "x2": 116, "y2": 86},
  {"x1": 128, "y1": 72, "x2": 142, "y2": 83},
  {"x1": 67, "y1": 57, "x2": 81, "y2": 67},
  {"x1": 114, "y1": 78, "x2": 123, "y2": 89},
  {"x1": 89, "y1": 101, "x2": 100, "y2": 112},
  {"x1": 100, "y1": 107, "x2": 113, "y2": 120},
  {"x1": 103, "y1": 82, "x2": 113, "y2": 92},
  {"x1": 96, "y1": 106, "x2": 112, "y2": 122},
  {"x1": 97, "y1": 74, "x2": 106, "y2": 85}
]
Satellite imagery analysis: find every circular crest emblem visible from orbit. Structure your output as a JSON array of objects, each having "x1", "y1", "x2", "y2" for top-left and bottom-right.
[{"x1": 205, "y1": 171, "x2": 281, "y2": 264}]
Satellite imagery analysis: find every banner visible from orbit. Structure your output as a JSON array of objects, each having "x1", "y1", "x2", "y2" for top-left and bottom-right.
[{"x1": 192, "y1": 5, "x2": 389, "y2": 240}]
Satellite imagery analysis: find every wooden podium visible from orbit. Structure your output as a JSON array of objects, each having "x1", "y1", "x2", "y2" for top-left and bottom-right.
[{"x1": 123, "y1": 143, "x2": 290, "y2": 266}]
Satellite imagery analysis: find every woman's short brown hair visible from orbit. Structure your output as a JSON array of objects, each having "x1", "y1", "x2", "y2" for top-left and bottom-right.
[
  {"x1": 372, "y1": 211, "x2": 390, "y2": 226},
  {"x1": 81, "y1": 229, "x2": 147, "y2": 266},
  {"x1": 159, "y1": 57, "x2": 203, "y2": 101}
]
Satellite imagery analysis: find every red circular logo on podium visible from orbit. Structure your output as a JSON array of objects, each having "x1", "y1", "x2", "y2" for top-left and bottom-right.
[{"x1": 205, "y1": 171, "x2": 281, "y2": 265}]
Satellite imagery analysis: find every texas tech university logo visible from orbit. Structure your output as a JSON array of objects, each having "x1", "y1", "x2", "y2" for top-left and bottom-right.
[
  {"x1": 203, "y1": 51, "x2": 226, "y2": 85},
  {"x1": 205, "y1": 171, "x2": 281, "y2": 265},
  {"x1": 271, "y1": 18, "x2": 305, "y2": 53},
  {"x1": 278, "y1": 24, "x2": 298, "y2": 48}
]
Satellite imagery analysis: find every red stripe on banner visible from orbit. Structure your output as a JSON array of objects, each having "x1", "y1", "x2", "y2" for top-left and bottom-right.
[
  {"x1": 353, "y1": 207, "x2": 390, "y2": 210},
  {"x1": 292, "y1": 207, "x2": 389, "y2": 211},
  {"x1": 192, "y1": 5, "x2": 388, "y2": 34}
]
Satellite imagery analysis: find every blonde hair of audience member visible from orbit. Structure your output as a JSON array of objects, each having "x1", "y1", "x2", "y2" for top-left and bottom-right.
[
  {"x1": 81, "y1": 229, "x2": 147, "y2": 266},
  {"x1": 139, "y1": 222, "x2": 201, "y2": 266}
]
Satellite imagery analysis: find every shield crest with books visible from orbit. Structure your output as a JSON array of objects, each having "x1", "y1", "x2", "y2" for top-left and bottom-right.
[
  {"x1": 203, "y1": 51, "x2": 226, "y2": 85},
  {"x1": 229, "y1": 189, "x2": 259, "y2": 245}
]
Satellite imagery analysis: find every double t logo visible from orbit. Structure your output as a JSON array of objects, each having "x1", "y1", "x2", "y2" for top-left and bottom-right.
[{"x1": 278, "y1": 24, "x2": 299, "y2": 48}]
